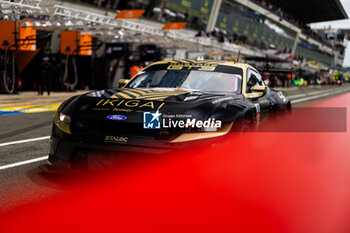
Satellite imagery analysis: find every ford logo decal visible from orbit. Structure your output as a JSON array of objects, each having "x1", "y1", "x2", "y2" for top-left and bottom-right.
[{"x1": 107, "y1": 115, "x2": 127, "y2": 120}]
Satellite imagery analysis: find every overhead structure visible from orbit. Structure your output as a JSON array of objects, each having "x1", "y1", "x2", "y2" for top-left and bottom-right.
[
  {"x1": 0, "y1": 0, "x2": 262, "y2": 56},
  {"x1": 0, "y1": 0, "x2": 43, "y2": 16},
  {"x1": 235, "y1": 0, "x2": 336, "y2": 55},
  {"x1": 0, "y1": 0, "x2": 346, "y2": 60},
  {"x1": 0, "y1": 0, "x2": 41, "y2": 10},
  {"x1": 266, "y1": 0, "x2": 348, "y2": 24},
  {"x1": 52, "y1": 5, "x2": 118, "y2": 27},
  {"x1": 206, "y1": 0, "x2": 222, "y2": 32}
]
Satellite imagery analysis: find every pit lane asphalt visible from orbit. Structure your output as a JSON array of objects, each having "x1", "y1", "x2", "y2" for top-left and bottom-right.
[
  {"x1": 0, "y1": 111, "x2": 64, "y2": 214},
  {"x1": 1, "y1": 85, "x2": 350, "y2": 214}
]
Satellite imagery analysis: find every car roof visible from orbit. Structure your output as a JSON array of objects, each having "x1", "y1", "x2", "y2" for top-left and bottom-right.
[{"x1": 147, "y1": 59, "x2": 257, "y2": 72}]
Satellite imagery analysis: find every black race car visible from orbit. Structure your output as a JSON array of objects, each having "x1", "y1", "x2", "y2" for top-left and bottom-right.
[{"x1": 48, "y1": 60, "x2": 290, "y2": 171}]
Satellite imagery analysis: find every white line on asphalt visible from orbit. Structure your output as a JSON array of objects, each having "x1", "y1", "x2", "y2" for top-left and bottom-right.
[
  {"x1": 287, "y1": 93, "x2": 306, "y2": 99},
  {"x1": 0, "y1": 136, "x2": 50, "y2": 147},
  {"x1": 307, "y1": 90, "x2": 332, "y2": 96},
  {"x1": 291, "y1": 89, "x2": 348, "y2": 104},
  {"x1": 0, "y1": 156, "x2": 48, "y2": 170},
  {"x1": 288, "y1": 89, "x2": 347, "y2": 100}
]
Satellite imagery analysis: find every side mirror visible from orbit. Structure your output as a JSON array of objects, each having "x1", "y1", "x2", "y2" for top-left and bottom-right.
[
  {"x1": 251, "y1": 86, "x2": 267, "y2": 93},
  {"x1": 119, "y1": 79, "x2": 130, "y2": 87}
]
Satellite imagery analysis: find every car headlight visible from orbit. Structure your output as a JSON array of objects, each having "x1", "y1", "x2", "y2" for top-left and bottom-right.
[
  {"x1": 54, "y1": 112, "x2": 71, "y2": 134},
  {"x1": 59, "y1": 112, "x2": 71, "y2": 124}
]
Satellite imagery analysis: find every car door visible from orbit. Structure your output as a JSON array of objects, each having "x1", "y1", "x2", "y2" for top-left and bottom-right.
[{"x1": 246, "y1": 68, "x2": 274, "y2": 122}]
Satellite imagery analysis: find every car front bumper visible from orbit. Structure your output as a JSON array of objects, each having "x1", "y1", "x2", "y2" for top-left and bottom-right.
[{"x1": 48, "y1": 128, "x2": 183, "y2": 171}]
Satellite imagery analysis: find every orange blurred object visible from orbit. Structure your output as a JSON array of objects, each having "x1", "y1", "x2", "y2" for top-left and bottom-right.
[
  {"x1": 16, "y1": 50, "x2": 40, "y2": 73},
  {"x1": 17, "y1": 22, "x2": 36, "y2": 51},
  {"x1": 162, "y1": 22, "x2": 187, "y2": 30},
  {"x1": 130, "y1": 65, "x2": 143, "y2": 79},
  {"x1": 61, "y1": 31, "x2": 92, "y2": 56},
  {"x1": 60, "y1": 31, "x2": 77, "y2": 55},
  {"x1": 0, "y1": 22, "x2": 16, "y2": 50},
  {"x1": 0, "y1": 21, "x2": 36, "y2": 51},
  {"x1": 115, "y1": 9, "x2": 145, "y2": 19},
  {"x1": 79, "y1": 31, "x2": 92, "y2": 56}
]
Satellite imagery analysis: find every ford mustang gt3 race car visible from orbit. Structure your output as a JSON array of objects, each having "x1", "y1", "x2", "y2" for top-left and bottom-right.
[{"x1": 48, "y1": 60, "x2": 290, "y2": 171}]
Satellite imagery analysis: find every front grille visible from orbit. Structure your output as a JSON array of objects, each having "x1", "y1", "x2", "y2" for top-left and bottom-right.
[
  {"x1": 71, "y1": 119, "x2": 179, "y2": 141},
  {"x1": 71, "y1": 148, "x2": 155, "y2": 171}
]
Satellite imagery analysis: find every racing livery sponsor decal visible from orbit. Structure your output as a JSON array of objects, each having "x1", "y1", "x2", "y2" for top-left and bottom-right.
[
  {"x1": 107, "y1": 115, "x2": 127, "y2": 120},
  {"x1": 104, "y1": 136, "x2": 128, "y2": 143},
  {"x1": 112, "y1": 108, "x2": 133, "y2": 113},
  {"x1": 89, "y1": 88, "x2": 189, "y2": 101},
  {"x1": 95, "y1": 99, "x2": 165, "y2": 111},
  {"x1": 167, "y1": 62, "x2": 217, "y2": 71}
]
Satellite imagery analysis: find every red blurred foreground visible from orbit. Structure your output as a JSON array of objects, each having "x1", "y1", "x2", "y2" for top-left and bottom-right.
[{"x1": 2, "y1": 93, "x2": 350, "y2": 233}]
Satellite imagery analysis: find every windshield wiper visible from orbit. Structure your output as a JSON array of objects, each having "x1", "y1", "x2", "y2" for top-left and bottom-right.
[
  {"x1": 176, "y1": 69, "x2": 192, "y2": 87},
  {"x1": 190, "y1": 90, "x2": 229, "y2": 96}
]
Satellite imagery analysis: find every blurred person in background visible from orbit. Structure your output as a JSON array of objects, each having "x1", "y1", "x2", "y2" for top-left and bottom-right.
[{"x1": 38, "y1": 53, "x2": 53, "y2": 95}]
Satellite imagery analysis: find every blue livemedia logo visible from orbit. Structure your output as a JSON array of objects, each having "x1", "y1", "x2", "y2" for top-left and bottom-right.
[{"x1": 143, "y1": 111, "x2": 161, "y2": 129}]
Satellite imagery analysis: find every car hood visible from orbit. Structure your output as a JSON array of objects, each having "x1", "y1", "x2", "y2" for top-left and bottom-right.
[
  {"x1": 64, "y1": 87, "x2": 243, "y2": 123},
  {"x1": 86, "y1": 87, "x2": 235, "y2": 101}
]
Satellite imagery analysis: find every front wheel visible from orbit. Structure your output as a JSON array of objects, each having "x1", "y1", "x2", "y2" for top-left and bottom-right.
[{"x1": 231, "y1": 116, "x2": 255, "y2": 134}]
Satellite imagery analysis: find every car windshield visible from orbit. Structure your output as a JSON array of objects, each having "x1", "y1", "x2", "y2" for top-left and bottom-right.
[{"x1": 127, "y1": 69, "x2": 242, "y2": 93}]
